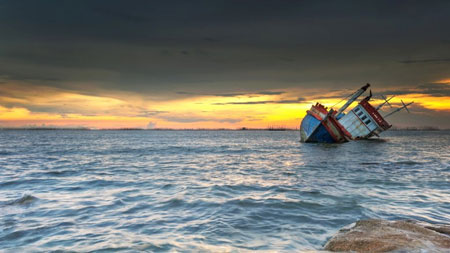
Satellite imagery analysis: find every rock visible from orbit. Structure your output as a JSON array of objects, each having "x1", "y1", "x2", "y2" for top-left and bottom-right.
[{"x1": 324, "y1": 219, "x2": 450, "y2": 252}]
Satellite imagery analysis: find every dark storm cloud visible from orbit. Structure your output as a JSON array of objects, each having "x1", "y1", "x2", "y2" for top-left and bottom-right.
[
  {"x1": 213, "y1": 97, "x2": 305, "y2": 105},
  {"x1": 416, "y1": 83, "x2": 450, "y2": 96},
  {"x1": 91, "y1": 6, "x2": 152, "y2": 24},
  {"x1": 0, "y1": 72, "x2": 62, "y2": 82},
  {"x1": 176, "y1": 91, "x2": 244, "y2": 97},
  {"x1": 382, "y1": 83, "x2": 450, "y2": 97},
  {"x1": 399, "y1": 58, "x2": 450, "y2": 64},
  {"x1": 0, "y1": 0, "x2": 449, "y2": 96},
  {"x1": 257, "y1": 91, "x2": 286, "y2": 95},
  {"x1": 379, "y1": 103, "x2": 450, "y2": 129},
  {"x1": 176, "y1": 91, "x2": 285, "y2": 97}
]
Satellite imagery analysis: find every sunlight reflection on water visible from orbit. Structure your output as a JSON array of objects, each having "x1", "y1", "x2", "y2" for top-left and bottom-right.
[{"x1": 0, "y1": 130, "x2": 449, "y2": 251}]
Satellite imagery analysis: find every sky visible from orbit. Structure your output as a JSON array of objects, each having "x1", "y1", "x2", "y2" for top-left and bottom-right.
[{"x1": 0, "y1": 0, "x2": 449, "y2": 129}]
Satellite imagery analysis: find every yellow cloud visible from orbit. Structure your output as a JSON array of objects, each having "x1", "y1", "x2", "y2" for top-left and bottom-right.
[
  {"x1": 391, "y1": 94, "x2": 450, "y2": 111},
  {"x1": 0, "y1": 106, "x2": 35, "y2": 120},
  {"x1": 1, "y1": 83, "x2": 449, "y2": 129},
  {"x1": 436, "y1": 78, "x2": 450, "y2": 84}
]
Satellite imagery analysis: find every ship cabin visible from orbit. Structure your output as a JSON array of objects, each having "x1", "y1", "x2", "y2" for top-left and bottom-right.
[{"x1": 338, "y1": 97, "x2": 391, "y2": 139}]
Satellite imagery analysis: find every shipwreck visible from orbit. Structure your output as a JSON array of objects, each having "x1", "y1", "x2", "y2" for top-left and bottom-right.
[{"x1": 300, "y1": 84, "x2": 413, "y2": 143}]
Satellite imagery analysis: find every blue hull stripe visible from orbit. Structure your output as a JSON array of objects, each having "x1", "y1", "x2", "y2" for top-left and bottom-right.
[{"x1": 300, "y1": 114, "x2": 336, "y2": 143}]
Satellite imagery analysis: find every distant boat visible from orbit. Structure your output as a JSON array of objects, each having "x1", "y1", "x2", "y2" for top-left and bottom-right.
[{"x1": 300, "y1": 84, "x2": 413, "y2": 143}]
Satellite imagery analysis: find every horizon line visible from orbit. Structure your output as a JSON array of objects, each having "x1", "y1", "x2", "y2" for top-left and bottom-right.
[{"x1": 0, "y1": 126, "x2": 446, "y2": 131}]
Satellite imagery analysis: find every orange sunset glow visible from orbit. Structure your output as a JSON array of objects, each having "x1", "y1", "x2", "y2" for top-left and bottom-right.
[{"x1": 1, "y1": 82, "x2": 449, "y2": 129}]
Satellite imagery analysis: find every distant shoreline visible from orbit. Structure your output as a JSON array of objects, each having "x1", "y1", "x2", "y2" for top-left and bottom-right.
[
  {"x1": 0, "y1": 127, "x2": 447, "y2": 131},
  {"x1": 0, "y1": 127, "x2": 297, "y2": 131}
]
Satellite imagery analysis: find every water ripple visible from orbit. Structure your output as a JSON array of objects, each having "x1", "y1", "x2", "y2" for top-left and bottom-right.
[{"x1": 0, "y1": 130, "x2": 449, "y2": 251}]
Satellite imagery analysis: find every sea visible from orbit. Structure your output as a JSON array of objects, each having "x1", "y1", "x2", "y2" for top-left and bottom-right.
[{"x1": 0, "y1": 130, "x2": 449, "y2": 252}]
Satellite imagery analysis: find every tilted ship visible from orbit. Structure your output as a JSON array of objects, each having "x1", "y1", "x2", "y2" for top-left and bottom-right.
[{"x1": 300, "y1": 84, "x2": 413, "y2": 143}]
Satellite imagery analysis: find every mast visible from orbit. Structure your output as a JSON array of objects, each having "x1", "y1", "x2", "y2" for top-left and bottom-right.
[
  {"x1": 336, "y1": 83, "x2": 370, "y2": 116},
  {"x1": 383, "y1": 101, "x2": 414, "y2": 118},
  {"x1": 376, "y1": 95, "x2": 394, "y2": 110}
]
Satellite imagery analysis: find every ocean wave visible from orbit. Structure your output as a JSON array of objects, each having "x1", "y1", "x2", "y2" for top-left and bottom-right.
[
  {"x1": 0, "y1": 130, "x2": 448, "y2": 252},
  {"x1": 1, "y1": 194, "x2": 38, "y2": 207}
]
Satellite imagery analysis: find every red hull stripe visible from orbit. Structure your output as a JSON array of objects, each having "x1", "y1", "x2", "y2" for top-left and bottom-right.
[
  {"x1": 307, "y1": 103, "x2": 348, "y2": 142},
  {"x1": 359, "y1": 99, "x2": 391, "y2": 130},
  {"x1": 321, "y1": 119, "x2": 340, "y2": 142},
  {"x1": 307, "y1": 110, "x2": 323, "y2": 121}
]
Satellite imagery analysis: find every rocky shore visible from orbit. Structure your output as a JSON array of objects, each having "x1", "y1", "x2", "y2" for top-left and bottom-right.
[{"x1": 325, "y1": 219, "x2": 450, "y2": 252}]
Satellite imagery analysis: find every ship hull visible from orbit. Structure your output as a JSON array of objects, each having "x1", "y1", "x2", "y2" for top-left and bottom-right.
[
  {"x1": 300, "y1": 104, "x2": 349, "y2": 143},
  {"x1": 299, "y1": 84, "x2": 398, "y2": 143},
  {"x1": 300, "y1": 114, "x2": 336, "y2": 143}
]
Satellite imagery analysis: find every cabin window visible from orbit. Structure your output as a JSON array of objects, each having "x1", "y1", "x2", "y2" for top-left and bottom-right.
[
  {"x1": 357, "y1": 111, "x2": 363, "y2": 117},
  {"x1": 361, "y1": 115, "x2": 367, "y2": 120},
  {"x1": 365, "y1": 119, "x2": 371, "y2": 124},
  {"x1": 354, "y1": 107, "x2": 360, "y2": 112}
]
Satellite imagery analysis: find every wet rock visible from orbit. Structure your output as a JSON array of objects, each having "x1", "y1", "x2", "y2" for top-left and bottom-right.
[{"x1": 324, "y1": 219, "x2": 450, "y2": 252}]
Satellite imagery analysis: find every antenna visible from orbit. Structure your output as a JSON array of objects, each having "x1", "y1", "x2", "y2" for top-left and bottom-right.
[
  {"x1": 382, "y1": 95, "x2": 393, "y2": 108},
  {"x1": 376, "y1": 95, "x2": 394, "y2": 110},
  {"x1": 401, "y1": 100, "x2": 410, "y2": 113},
  {"x1": 383, "y1": 101, "x2": 414, "y2": 118}
]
